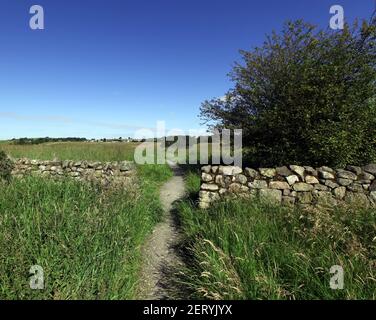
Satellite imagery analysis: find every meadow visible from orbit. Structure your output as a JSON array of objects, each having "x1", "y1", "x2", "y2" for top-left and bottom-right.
[
  {"x1": 175, "y1": 170, "x2": 376, "y2": 300},
  {"x1": 0, "y1": 141, "x2": 139, "y2": 162},
  {"x1": 1, "y1": 141, "x2": 375, "y2": 300},
  {"x1": 0, "y1": 141, "x2": 173, "y2": 299}
]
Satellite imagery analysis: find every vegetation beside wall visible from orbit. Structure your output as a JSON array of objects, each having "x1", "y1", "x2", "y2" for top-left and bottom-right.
[
  {"x1": 0, "y1": 163, "x2": 172, "y2": 299},
  {"x1": 177, "y1": 170, "x2": 376, "y2": 300},
  {"x1": 0, "y1": 150, "x2": 14, "y2": 182}
]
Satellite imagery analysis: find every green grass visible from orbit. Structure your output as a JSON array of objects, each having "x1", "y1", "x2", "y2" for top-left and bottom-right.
[
  {"x1": 0, "y1": 141, "x2": 139, "y2": 162},
  {"x1": 184, "y1": 169, "x2": 202, "y2": 198},
  {"x1": 177, "y1": 172, "x2": 376, "y2": 300},
  {"x1": 0, "y1": 163, "x2": 172, "y2": 300}
]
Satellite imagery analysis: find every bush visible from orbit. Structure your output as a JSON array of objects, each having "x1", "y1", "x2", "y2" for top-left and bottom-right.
[
  {"x1": 0, "y1": 150, "x2": 14, "y2": 182},
  {"x1": 200, "y1": 19, "x2": 376, "y2": 167}
]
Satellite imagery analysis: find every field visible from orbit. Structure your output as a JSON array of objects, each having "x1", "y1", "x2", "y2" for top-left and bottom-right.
[
  {"x1": 175, "y1": 170, "x2": 376, "y2": 300},
  {"x1": 0, "y1": 141, "x2": 139, "y2": 162},
  {"x1": 0, "y1": 142, "x2": 375, "y2": 300},
  {"x1": 0, "y1": 141, "x2": 173, "y2": 299}
]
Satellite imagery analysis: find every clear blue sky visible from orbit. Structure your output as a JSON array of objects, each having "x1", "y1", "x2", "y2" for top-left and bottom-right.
[{"x1": 0, "y1": 0, "x2": 374, "y2": 139}]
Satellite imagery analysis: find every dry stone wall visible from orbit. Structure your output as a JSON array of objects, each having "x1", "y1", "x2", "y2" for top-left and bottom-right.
[
  {"x1": 199, "y1": 164, "x2": 376, "y2": 209},
  {"x1": 12, "y1": 158, "x2": 135, "y2": 186}
]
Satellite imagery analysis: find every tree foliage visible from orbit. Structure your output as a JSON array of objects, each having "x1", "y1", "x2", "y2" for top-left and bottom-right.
[
  {"x1": 13, "y1": 137, "x2": 87, "y2": 145},
  {"x1": 201, "y1": 18, "x2": 376, "y2": 167}
]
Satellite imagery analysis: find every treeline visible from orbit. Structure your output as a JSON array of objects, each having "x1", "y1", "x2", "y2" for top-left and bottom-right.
[
  {"x1": 160, "y1": 136, "x2": 215, "y2": 148},
  {"x1": 12, "y1": 137, "x2": 87, "y2": 145}
]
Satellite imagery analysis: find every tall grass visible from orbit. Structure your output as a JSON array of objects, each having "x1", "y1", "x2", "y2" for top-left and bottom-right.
[
  {"x1": 0, "y1": 163, "x2": 172, "y2": 300},
  {"x1": 184, "y1": 169, "x2": 201, "y2": 198},
  {"x1": 0, "y1": 142, "x2": 139, "y2": 162},
  {"x1": 177, "y1": 173, "x2": 376, "y2": 300}
]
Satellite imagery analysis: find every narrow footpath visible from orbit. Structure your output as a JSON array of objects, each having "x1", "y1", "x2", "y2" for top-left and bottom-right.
[{"x1": 137, "y1": 161, "x2": 185, "y2": 299}]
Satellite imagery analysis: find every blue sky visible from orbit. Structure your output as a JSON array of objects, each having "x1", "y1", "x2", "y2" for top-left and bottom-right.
[{"x1": 0, "y1": 0, "x2": 374, "y2": 139}]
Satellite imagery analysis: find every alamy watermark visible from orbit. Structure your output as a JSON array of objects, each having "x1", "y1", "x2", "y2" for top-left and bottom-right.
[
  {"x1": 29, "y1": 5, "x2": 44, "y2": 30},
  {"x1": 133, "y1": 121, "x2": 243, "y2": 167},
  {"x1": 29, "y1": 265, "x2": 44, "y2": 290},
  {"x1": 329, "y1": 265, "x2": 344, "y2": 290},
  {"x1": 27, "y1": 4, "x2": 347, "y2": 32},
  {"x1": 330, "y1": 5, "x2": 345, "y2": 30}
]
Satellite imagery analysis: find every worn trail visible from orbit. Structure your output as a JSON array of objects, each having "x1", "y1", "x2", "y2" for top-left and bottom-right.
[{"x1": 137, "y1": 161, "x2": 185, "y2": 299}]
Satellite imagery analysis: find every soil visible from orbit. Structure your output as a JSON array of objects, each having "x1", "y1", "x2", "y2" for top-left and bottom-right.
[{"x1": 137, "y1": 161, "x2": 185, "y2": 299}]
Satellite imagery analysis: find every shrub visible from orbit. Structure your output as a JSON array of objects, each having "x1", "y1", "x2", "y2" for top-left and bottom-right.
[
  {"x1": 0, "y1": 150, "x2": 14, "y2": 182},
  {"x1": 200, "y1": 18, "x2": 376, "y2": 167}
]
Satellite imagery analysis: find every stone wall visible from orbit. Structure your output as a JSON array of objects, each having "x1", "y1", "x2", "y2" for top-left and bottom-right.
[
  {"x1": 11, "y1": 158, "x2": 135, "y2": 186},
  {"x1": 199, "y1": 164, "x2": 376, "y2": 209}
]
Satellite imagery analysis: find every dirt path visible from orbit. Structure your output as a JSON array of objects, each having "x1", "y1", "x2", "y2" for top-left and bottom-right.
[{"x1": 137, "y1": 161, "x2": 185, "y2": 299}]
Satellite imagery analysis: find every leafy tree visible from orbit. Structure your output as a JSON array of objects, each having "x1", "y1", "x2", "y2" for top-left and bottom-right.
[{"x1": 200, "y1": 17, "x2": 376, "y2": 167}]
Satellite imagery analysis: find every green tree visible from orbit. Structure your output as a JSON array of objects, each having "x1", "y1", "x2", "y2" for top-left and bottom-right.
[{"x1": 201, "y1": 18, "x2": 376, "y2": 167}]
